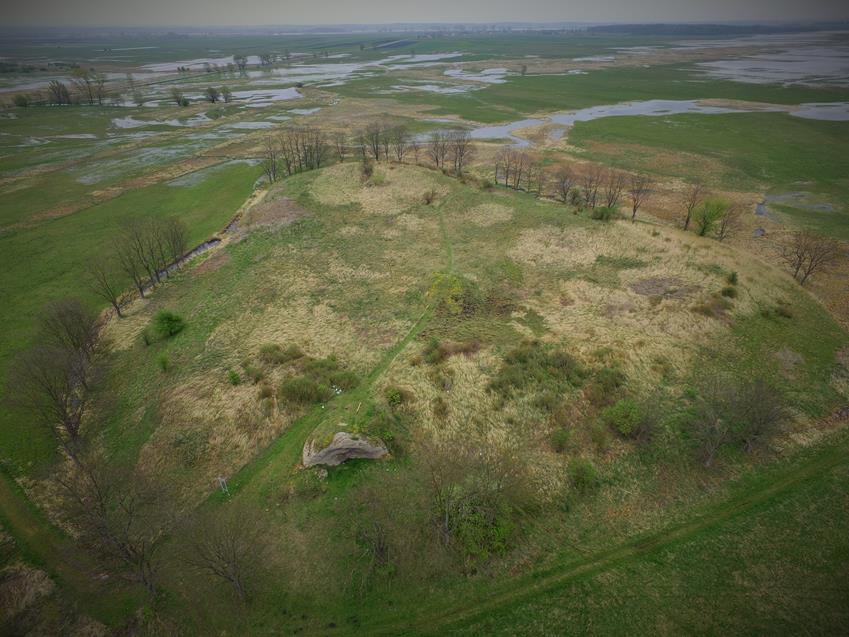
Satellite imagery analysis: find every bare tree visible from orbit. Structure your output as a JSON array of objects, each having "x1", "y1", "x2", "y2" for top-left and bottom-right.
[
  {"x1": 448, "y1": 130, "x2": 473, "y2": 175},
  {"x1": 405, "y1": 138, "x2": 419, "y2": 165},
  {"x1": 427, "y1": 131, "x2": 449, "y2": 169},
  {"x1": 715, "y1": 204, "x2": 740, "y2": 242},
  {"x1": 332, "y1": 131, "x2": 348, "y2": 162},
  {"x1": 88, "y1": 258, "x2": 124, "y2": 318},
  {"x1": 234, "y1": 55, "x2": 248, "y2": 75},
  {"x1": 781, "y1": 231, "x2": 843, "y2": 285},
  {"x1": 163, "y1": 218, "x2": 188, "y2": 264},
  {"x1": 115, "y1": 236, "x2": 147, "y2": 299},
  {"x1": 627, "y1": 173, "x2": 653, "y2": 222},
  {"x1": 364, "y1": 122, "x2": 383, "y2": 161},
  {"x1": 389, "y1": 125, "x2": 409, "y2": 163},
  {"x1": 47, "y1": 80, "x2": 71, "y2": 105},
  {"x1": 5, "y1": 296, "x2": 106, "y2": 461},
  {"x1": 682, "y1": 182, "x2": 706, "y2": 231},
  {"x1": 220, "y1": 86, "x2": 233, "y2": 103},
  {"x1": 7, "y1": 346, "x2": 89, "y2": 457},
  {"x1": 262, "y1": 138, "x2": 279, "y2": 183},
  {"x1": 581, "y1": 166, "x2": 603, "y2": 209},
  {"x1": 183, "y1": 506, "x2": 264, "y2": 603},
  {"x1": 56, "y1": 458, "x2": 165, "y2": 595},
  {"x1": 554, "y1": 168, "x2": 576, "y2": 204},
  {"x1": 602, "y1": 171, "x2": 626, "y2": 209},
  {"x1": 205, "y1": 86, "x2": 221, "y2": 103},
  {"x1": 39, "y1": 298, "x2": 102, "y2": 367}
]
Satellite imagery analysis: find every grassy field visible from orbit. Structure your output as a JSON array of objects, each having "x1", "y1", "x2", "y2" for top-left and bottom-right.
[
  {"x1": 25, "y1": 161, "x2": 836, "y2": 634},
  {"x1": 567, "y1": 111, "x2": 849, "y2": 237},
  {"x1": 2, "y1": 28, "x2": 849, "y2": 636},
  {"x1": 337, "y1": 64, "x2": 849, "y2": 122}
]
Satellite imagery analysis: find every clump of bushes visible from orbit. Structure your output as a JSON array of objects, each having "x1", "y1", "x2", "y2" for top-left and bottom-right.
[
  {"x1": 727, "y1": 271, "x2": 738, "y2": 285},
  {"x1": 279, "y1": 376, "x2": 333, "y2": 404},
  {"x1": 153, "y1": 310, "x2": 186, "y2": 338},
  {"x1": 421, "y1": 338, "x2": 481, "y2": 365},
  {"x1": 489, "y1": 340, "x2": 585, "y2": 398},
  {"x1": 601, "y1": 399, "x2": 642, "y2": 437},
  {"x1": 384, "y1": 385, "x2": 413, "y2": 409},
  {"x1": 259, "y1": 343, "x2": 304, "y2": 365},
  {"x1": 591, "y1": 206, "x2": 616, "y2": 221},
  {"x1": 241, "y1": 360, "x2": 264, "y2": 384},
  {"x1": 227, "y1": 369, "x2": 241, "y2": 386},
  {"x1": 568, "y1": 458, "x2": 599, "y2": 493},
  {"x1": 423, "y1": 188, "x2": 437, "y2": 205},
  {"x1": 550, "y1": 428, "x2": 571, "y2": 453},
  {"x1": 277, "y1": 353, "x2": 359, "y2": 406},
  {"x1": 720, "y1": 286, "x2": 738, "y2": 298},
  {"x1": 585, "y1": 366, "x2": 626, "y2": 407}
]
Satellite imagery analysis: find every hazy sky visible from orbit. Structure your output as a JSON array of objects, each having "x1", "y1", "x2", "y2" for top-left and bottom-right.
[{"x1": 5, "y1": 0, "x2": 849, "y2": 28}]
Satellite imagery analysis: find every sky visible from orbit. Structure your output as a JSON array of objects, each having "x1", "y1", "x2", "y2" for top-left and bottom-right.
[{"x1": 4, "y1": 0, "x2": 849, "y2": 28}]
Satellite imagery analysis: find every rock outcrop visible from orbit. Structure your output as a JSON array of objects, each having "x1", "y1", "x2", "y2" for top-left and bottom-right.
[{"x1": 302, "y1": 431, "x2": 388, "y2": 468}]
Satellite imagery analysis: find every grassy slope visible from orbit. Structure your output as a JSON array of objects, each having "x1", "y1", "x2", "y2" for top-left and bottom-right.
[
  {"x1": 568, "y1": 112, "x2": 849, "y2": 238},
  {"x1": 0, "y1": 162, "x2": 260, "y2": 470},
  {"x1": 390, "y1": 432, "x2": 849, "y2": 636}
]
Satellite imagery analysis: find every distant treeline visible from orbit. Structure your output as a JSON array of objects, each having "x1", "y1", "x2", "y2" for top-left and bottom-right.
[{"x1": 586, "y1": 23, "x2": 847, "y2": 36}]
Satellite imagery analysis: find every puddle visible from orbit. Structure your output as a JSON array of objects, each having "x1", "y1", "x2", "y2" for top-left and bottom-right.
[
  {"x1": 443, "y1": 68, "x2": 508, "y2": 83},
  {"x1": 142, "y1": 55, "x2": 262, "y2": 72},
  {"x1": 790, "y1": 102, "x2": 849, "y2": 120},
  {"x1": 289, "y1": 107, "x2": 321, "y2": 115},
  {"x1": 469, "y1": 99, "x2": 849, "y2": 146},
  {"x1": 111, "y1": 113, "x2": 211, "y2": 129},
  {"x1": 225, "y1": 121, "x2": 275, "y2": 129},
  {"x1": 167, "y1": 159, "x2": 260, "y2": 187},
  {"x1": 231, "y1": 87, "x2": 301, "y2": 107},
  {"x1": 391, "y1": 83, "x2": 477, "y2": 95}
]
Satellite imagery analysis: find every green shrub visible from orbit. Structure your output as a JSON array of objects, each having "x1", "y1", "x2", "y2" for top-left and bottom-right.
[
  {"x1": 241, "y1": 362, "x2": 264, "y2": 384},
  {"x1": 568, "y1": 458, "x2": 599, "y2": 492},
  {"x1": 257, "y1": 384, "x2": 274, "y2": 400},
  {"x1": 591, "y1": 206, "x2": 616, "y2": 221},
  {"x1": 13, "y1": 94, "x2": 30, "y2": 108},
  {"x1": 585, "y1": 367, "x2": 626, "y2": 406},
  {"x1": 720, "y1": 286, "x2": 738, "y2": 298},
  {"x1": 601, "y1": 398, "x2": 643, "y2": 437},
  {"x1": 693, "y1": 197, "x2": 729, "y2": 237},
  {"x1": 489, "y1": 340, "x2": 584, "y2": 397},
  {"x1": 279, "y1": 376, "x2": 333, "y2": 404},
  {"x1": 727, "y1": 271, "x2": 738, "y2": 285},
  {"x1": 227, "y1": 369, "x2": 241, "y2": 386},
  {"x1": 157, "y1": 354, "x2": 170, "y2": 373},
  {"x1": 259, "y1": 343, "x2": 303, "y2": 365},
  {"x1": 153, "y1": 311, "x2": 186, "y2": 338},
  {"x1": 384, "y1": 386, "x2": 406, "y2": 407},
  {"x1": 590, "y1": 422, "x2": 610, "y2": 452},
  {"x1": 551, "y1": 428, "x2": 571, "y2": 453}
]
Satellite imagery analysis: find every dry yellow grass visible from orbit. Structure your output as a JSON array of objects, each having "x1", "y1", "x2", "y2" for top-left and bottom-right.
[
  {"x1": 464, "y1": 202, "x2": 514, "y2": 227},
  {"x1": 311, "y1": 162, "x2": 448, "y2": 215}
]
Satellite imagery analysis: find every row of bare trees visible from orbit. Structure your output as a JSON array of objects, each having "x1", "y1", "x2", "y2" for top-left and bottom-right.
[
  {"x1": 87, "y1": 217, "x2": 188, "y2": 316},
  {"x1": 7, "y1": 287, "x2": 263, "y2": 601},
  {"x1": 357, "y1": 124, "x2": 473, "y2": 174},
  {"x1": 262, "y1": 124, "x2": 475, "y2": 184},
  {"x1": 496, "y1": 151, "x2": 655, "y2": 220},
  {"x1": 262, "y1": 125, "x2": 330, "y2": 183}
]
